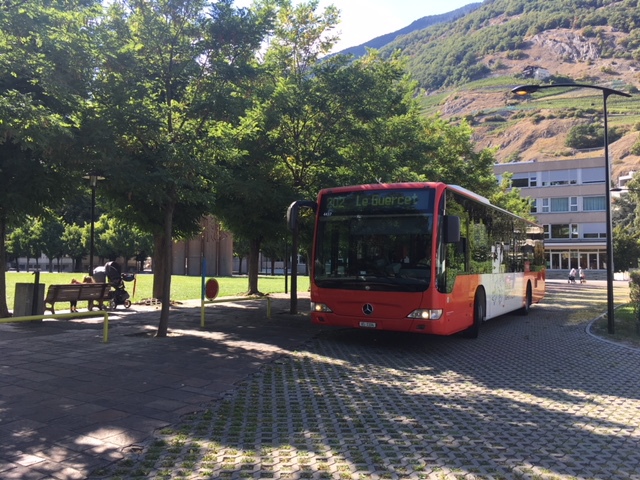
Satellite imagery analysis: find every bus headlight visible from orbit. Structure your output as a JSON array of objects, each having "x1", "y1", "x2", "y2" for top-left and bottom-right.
[
  {"x1": 311, "y1": 302, "x2": 333, "y2": 313},
  {"x1": 407, "y1": 309, "x2": 443, "y2": 320}
]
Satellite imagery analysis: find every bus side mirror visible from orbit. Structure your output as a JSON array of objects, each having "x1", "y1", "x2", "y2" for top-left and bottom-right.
[
  {"x1": 443, "y1": 215, "x2": 461, "y2": 244},
  {"x1": 287, "y1": 200, "x2": 317, "y2": 231}
]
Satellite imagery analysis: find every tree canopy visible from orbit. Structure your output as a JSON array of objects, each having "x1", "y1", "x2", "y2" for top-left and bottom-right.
[
  {"x1": 0, "y1": 0, "x2": 101, "y2": 316},
  {"x1": 2, "y1": 0, "x2": 514, "y2": 329},
  {"x1": 89, "y1": 0, "x2": 272, "y2": 335}
]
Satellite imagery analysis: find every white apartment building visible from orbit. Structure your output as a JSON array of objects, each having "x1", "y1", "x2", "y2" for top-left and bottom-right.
[{"x1": 494, "y1": 157, "x2": 608, "y2": 274}]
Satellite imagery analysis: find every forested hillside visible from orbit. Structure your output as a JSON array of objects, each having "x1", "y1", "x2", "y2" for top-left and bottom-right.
[
  {"x1": 384, "y1": 0, "x2": 640, "y2": 91},
  {"x1": 362, "y1": 0, "x2": 640, "y2": 177}
]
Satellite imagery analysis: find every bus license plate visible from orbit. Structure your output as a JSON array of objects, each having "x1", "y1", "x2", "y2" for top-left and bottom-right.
[{"x1": 359, "y1": 321, "x2": 377, "y2": 328}]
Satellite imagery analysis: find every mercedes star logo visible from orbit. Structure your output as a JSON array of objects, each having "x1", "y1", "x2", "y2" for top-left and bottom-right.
[{"x1": 362, "y1": 304, "x2": 374, "y2": 315}]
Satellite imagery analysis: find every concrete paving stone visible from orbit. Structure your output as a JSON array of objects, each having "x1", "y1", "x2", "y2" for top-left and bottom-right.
[{"x1": 0, "y1": 465, "x2": 51, "y2": 479}]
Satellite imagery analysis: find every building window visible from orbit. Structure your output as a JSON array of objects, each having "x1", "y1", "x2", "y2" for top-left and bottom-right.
[
  {"x1": 550, "y1": 197, "x2": 569, "y2": 212},
  {"x1": 581, "y1": 167, "x2": 605, "y2": 184},
  {"x1": 511, "y1": 176, "x2": 529, "y2": 188},
  {"x1": 582, "y1": 223, "x2": 606, "y2": 238},
  {"x1": 571, "y1": 224, "x2": 578, "y2": 238},
  {"x1": 583, "y1": 196, "x2": 606, "y2": 211},
  {"x1": 541, "y1": 169, "x2": 578, "y2": 186},
  {"x1": 510, "y1": 172, "x2": 538, "y2": 188},
  {"x1": 570, "y1": 197, "x2": 578, "y2": 212},
  {"x1": 548, "y1": 224, "x2": 578, "y2": 239},
  {"x1": 542, "y1": 198, "x2": 549, "y2": 213},
  {"x1": 551, "y1": 224, "x2": 570, "y2": 238}
]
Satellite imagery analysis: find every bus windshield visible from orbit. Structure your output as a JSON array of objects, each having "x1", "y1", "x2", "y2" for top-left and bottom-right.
[{"x1": 314, "y1": 189, "x2": 435, "y2": 292}]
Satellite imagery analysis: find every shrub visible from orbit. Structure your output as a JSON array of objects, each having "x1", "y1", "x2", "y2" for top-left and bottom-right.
[
  {"x1": 505, "y1": 152, "x2": 521, "y2": 163},
  {"x1": 565, "y1": 124, "x2": 624, "y2": 149},
  {"x1": 531, "y1": 113, "x2": 545, "y2": 124},
  {"x1": 549, "y1": 74, "x2": 575, "y2": 84},
  {"x1": 506, "y1": 50, "x2": 527, "y2": 60},
  {"x1": 628, "y1": 270, "x2": 640, "y2": 333}
]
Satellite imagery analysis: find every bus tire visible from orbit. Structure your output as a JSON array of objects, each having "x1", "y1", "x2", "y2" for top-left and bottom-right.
[
  {"x1": 519, "y1": 282, "x2": 532, "y2": 316},
  {"x1": 462, "y1": 289, "x2": 485, "y2": 339}
]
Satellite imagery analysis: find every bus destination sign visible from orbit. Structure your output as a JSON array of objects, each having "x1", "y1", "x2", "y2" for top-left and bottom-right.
[{"x1": 320, "y1": 189, "x2": 433, "y2": 216}]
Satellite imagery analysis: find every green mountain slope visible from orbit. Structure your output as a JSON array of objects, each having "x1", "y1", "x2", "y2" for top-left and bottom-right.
[
  {"x1": 384, "y1": 0, "x2": 640, "y2": 91},
  {"x1": 366, "y1": 0, "x2": 640, "y2": 177}
]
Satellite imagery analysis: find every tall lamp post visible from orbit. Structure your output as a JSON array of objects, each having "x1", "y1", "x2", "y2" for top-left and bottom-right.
[
  {"x1": 511, "y1": 83, "x2": 631, "y2": 334},
  {"x1": 83, "y1": 174, "x2": 104, "y2": 274}
]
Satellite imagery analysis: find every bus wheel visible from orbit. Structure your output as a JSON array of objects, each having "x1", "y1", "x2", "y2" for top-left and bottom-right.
[
  {"x1": 519, "y1": 283, "x2": 532, "y2": 316},
  {"x1": 462, "y1": 289, "x2": 485, "y2": 339}
]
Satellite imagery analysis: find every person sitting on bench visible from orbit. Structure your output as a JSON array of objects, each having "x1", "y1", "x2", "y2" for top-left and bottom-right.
[{"x1": 69, "y1": 276, "x2": 94, "y2": 312}]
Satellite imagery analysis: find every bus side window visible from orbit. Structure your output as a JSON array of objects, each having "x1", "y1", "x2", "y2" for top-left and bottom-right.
[
  {"x1": 438, "y1": 237, "x2": 467, "y2": 294},
  {"x1": 456, "y1": 237, "x2": 468, "y2": 272}
]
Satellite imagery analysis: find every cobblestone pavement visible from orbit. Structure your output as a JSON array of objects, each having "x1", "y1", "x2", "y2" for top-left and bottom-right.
[{"x1": 94, "y1": 280, "x2": 640, "y2": 480}]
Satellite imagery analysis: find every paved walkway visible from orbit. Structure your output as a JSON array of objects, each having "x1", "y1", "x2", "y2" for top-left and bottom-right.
[
  {"x1": 1, "y1": 282, "x2": 639, "y2": 479},
  {"x1": 0, "y1": 294, "x2": 322, "y2": 479}
]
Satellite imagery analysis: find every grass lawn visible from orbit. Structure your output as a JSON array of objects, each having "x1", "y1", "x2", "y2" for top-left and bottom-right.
[
  {"x1": 592, "y1": 304, "x2": 640, "y2": 348},
  {"x1": 6, "y1": 272, "x2": 309, "y2": 311}
]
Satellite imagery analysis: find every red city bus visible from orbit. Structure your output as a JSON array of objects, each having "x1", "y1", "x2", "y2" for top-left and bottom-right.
[{"x1": 291, "y1": 182, "x2": 545, "y2": 338}]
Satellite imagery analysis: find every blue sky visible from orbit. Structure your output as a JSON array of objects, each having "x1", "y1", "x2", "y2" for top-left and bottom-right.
[{"x1": 233, "y1": 0, "x2": 478, "y2": 52}]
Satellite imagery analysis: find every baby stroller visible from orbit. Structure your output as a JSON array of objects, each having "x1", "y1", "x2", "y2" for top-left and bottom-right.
[{"x1": 94, "y1": 261, "x2": 134, "y2": 310}]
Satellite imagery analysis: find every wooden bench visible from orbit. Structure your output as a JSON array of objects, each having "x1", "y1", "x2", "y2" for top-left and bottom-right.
[{"x1": 44, "y1": 283, "x2": 111, "y2": 314}]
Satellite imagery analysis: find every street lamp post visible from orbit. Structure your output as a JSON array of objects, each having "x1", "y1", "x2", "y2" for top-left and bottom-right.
[
  {"x1": 511, "y1": 83, "x2": 631, "y2": 334},
  {"x1": 83, "y1": 174, "x2": 104, "y2": 275}
]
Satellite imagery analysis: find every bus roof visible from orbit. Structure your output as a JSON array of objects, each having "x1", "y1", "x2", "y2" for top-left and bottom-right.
[{"x1": 317, "y1": 182, "x2": 438, "y2": 195}]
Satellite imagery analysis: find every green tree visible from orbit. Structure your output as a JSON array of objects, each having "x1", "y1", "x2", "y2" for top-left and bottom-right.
[
  {"x1": 36, "y1": 215, "x2": 66, "y2": 272},
  {"x1": 624, "y1": 175, "x2": 640, "y2": 233},
  {"x1": 6, "y1": 226, "x2": 29, "y2": 271},
  {"x1": 612, "y1": 175, "x2": 640, "y2": 271},
  {"x1": 0, "y1": 0, "x2": 100, "y2": 316},
  {"x1": 233, "y1": 235, "x2": 251, "y2": 275},
  {"x1": 62, "y1": 223, "x2": 87, "y2": 273},
  {"x1": 418, "y1": 117, "x2": 499, "y2": 195},
  {"x1": 95, "y1": 215, "x2": 153, "y2": 267},
  {"x1": 565, "y1": 124, "x2": 624, "y2": 149},
  {"x1": 213, "y1": 0, "x2": 338, "y2": 294},
  {"x1": 491, "y1": 172, "x2": 534, "y2": 219},
  {"x1": 6, "y1": 218, "x2": 42, "y2": 270},
  {"x1": 613, "y1": 225, "x2": 640, "y2": 271},
  {"x1": 216, "y1": 2, "x2": 426, "y2": 296},
  {"x1": 92, "y1": 0, "x2": 271, "y2": 335}
]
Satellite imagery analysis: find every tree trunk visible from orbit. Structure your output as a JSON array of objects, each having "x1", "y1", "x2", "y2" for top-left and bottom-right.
[
  {"x1": 152, "y1": 232, "x2": 168, "y2": 299},
  {"x1": 238, "y1": 257, "x2": 243, "y2": 275},
  {"x1": 247, "y1": 237, "x2": 261, "y2": 294},
  {"x1": 156, "y1": 203, "x2": 174, "y2": 337},
  {"x1": 0, "y1": 218, "x2": 11, "y2": 317}
]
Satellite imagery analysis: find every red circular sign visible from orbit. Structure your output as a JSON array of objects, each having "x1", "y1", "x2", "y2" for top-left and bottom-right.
[{"x1": 205, "y1": 278, "x2": 219, "y2": 300}]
